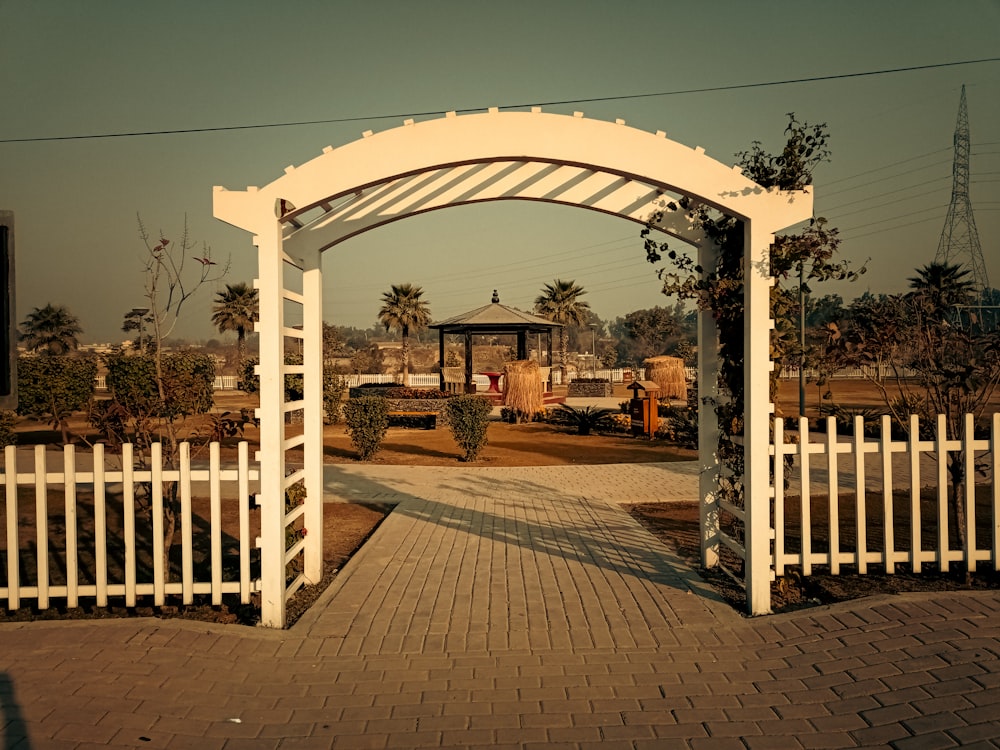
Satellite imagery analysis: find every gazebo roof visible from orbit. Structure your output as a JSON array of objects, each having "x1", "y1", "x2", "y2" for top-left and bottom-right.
[{"x1": 429, "y1": 291, "x2": 561, "y2": 333}]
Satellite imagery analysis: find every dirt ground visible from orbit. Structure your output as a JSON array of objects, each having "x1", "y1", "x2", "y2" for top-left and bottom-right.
[
  {"x1": 5, "y1": 379, "x2": 998, "y2": 624},
  {"x1": 628, "y1": 501, "x2": 1000, "y2": 615}
]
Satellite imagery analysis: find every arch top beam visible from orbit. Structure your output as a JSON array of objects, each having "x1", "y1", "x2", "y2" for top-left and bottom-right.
[{"x1": 214, "y1": 108, "x2": 813, "y2": 247}]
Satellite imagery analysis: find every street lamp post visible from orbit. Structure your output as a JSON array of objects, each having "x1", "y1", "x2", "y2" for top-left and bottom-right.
[
  {"x1": 589, "y1": 324, "x2": 597, "y2": 379},
  {"x1": 129, "y1": 307, "x2": 150, "y2": 351}
]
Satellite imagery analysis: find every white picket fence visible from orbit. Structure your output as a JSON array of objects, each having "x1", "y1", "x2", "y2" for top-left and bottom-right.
[
  {"x1": 95, "y1": 375, "x2": 241, "y2": 391},
  {"x1": 779, "y1": 365, "x2": 920, "y2": 380},
  {"x1": 0, "y1": 441, "x2": 259, "y2": 610},
  {"x1": 771, "y1": 413, "x2": 1000, "y2": 578}
]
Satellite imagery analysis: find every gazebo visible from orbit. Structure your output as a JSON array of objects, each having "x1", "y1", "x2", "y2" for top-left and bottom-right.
[{"x1": 429, "y1": 291, "x2": 562, "y2": 394}]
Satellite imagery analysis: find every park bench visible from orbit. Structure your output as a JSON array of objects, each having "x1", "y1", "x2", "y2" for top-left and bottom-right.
[{"x1": 387, "y1": 410, "x2": 439, "y2": 429}]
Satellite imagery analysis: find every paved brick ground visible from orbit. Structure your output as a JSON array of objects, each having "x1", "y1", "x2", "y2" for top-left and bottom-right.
[{"x1": 1, "y1": 462, "x2": 998, "y2": 749}]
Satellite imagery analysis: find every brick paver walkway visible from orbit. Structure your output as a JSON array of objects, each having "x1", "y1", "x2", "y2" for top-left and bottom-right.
[{"x1": 1, "y1": 462, "x2": 998, "y2": 749}]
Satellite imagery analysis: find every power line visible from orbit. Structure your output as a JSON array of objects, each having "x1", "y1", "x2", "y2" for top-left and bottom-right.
[
  {"x1": 822, "y1": 147, "x2": 952, "y2": 186},
  {"x1": 820, "y1": 176, "x2": 950, "y2": 212},
  {"x1": 840, "y1": 212, "x2": 946, "y2": 241},
  {"x1": 3, "y1": 57, "x2": 998, "y2": 144}
]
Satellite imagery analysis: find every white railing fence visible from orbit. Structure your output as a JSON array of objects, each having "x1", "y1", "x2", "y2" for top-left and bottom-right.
[
  {"x1": 778, "y1": 365, "x2": 920, "y2": 380},
  {"x1": 1, "y1": 442, "x2": 259, "y2": 611},
  {"x1": 95, "y1": 375, "x2": 242, "y2": 391},
  {"x1": 771, "y1": 412, "x2": 1000, "y2": 580},
  {"x1": 91, "y1": 365, "x2": 917, "y2": 392}
]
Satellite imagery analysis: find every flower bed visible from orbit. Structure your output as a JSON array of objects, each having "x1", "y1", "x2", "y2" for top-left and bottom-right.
[
  {"x1": 567, "y1": 379, "x2": 613, "y2": 397},
  {"x1": 345, "y1": 388, "x2": 453, "y2": 426}
]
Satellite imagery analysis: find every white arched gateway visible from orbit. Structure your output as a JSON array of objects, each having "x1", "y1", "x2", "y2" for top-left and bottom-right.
[{"x1": 214, "y1": 108, "x2": 812, "y2": 627}]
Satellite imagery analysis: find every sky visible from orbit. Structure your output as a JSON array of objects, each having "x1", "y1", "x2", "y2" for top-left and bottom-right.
[{"x1": 1, "y1": 0, "x2": 998, "y2": 345}]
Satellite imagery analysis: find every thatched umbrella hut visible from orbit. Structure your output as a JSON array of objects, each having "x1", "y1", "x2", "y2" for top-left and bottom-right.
[
  {"x1": 643, "y1": 356, "x2": 688, "y2": 401},
  {"x1": 503, "y1": 360, "x2": 544, "y2": 423}
]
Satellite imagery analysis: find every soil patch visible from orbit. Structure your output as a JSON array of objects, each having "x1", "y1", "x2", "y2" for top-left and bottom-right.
[
  {"x1": 320, "y1": 421, "x2": 695, "y2": 466},
  {"x1": 0, "y1": 502, "x2": 391, "y2": 627},
  {"x1": 628, "y1": 501, "x2": 1000, "y2": 615}
]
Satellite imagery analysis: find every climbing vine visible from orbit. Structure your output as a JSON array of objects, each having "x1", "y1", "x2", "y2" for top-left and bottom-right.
[{"x1": 641, "y1": 114, "x2": 865, "y2": 509}]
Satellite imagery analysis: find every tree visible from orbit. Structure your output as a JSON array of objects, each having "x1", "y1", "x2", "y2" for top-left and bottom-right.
[
  {"x1": 19, "y1": 303, "x2": 82, "y2": 355},
  {"x1": 377, "y1": 283, "x2": 431, "y2": 382},
  {"x1": 322, "y1": 321, "x2": 345, "y2": 360},
  {"x1": 17, "y1": 356, "x2": 96, "y2": 444},
  {"x1": 534, "y1": 279, "x2": 590, "y2": 380},
  {"x1": 642, "y1": 114, "x2": 864, "y2": 512},
  {"x1": 211, "y1": 282, "x2": 259, "y2": 363},
  {"x1": 97, "y1": 216, "x2": 229, "y2": 573},
  {"x1": 121, "y1": 308, "x2": 154, "y2": 351},
  {"x1": 609, "y1": 304, "x2": 693, "y2": 366},
  {"x1": 906, "y1": 261, "x2": 975, "y2": 321},
  {"x1": 836, "y1": 284, "x2": 1000, "y2": 565},
  {"x1": 94, "y1": 350, "x2": 216, "y2": 451}
]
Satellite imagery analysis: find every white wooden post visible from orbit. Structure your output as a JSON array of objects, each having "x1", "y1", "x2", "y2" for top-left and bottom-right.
[
  {"x1": 743, "y1": 221, "x2": 774, "y2": 615},
  {"x1": 254, "y1": 223, "x2": 288, "y2": 628},
  {"x1": 301, "y1": 245, "x2": 325, "y2": 583},
  {"x1": 698, "y1": 239, "x2": 721, "y2": 568}
]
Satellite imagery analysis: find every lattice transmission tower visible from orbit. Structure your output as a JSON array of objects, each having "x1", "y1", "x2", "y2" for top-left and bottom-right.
[{"x1": 934, "y1": 85, "x2": 990, "y2": 306}]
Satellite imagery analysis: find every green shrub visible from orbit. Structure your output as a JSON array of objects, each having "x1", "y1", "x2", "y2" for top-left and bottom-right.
[
  {"x1": 342, "y1": 396, "x2": 390, "y2": 460},
  {"x1": 383, "y1": 387, "x2": 449, "y2": 399},
  {"x1": 444, "y1": 395, "x2": 493, "y2": 461},
  {"x1": 555, "y1": 404, "x2": 615, "y2": 435},
  {"x1": 0, "y1": 411, "x2": 16, "y2": 448},
  {"x1": 104, "y1": 351, "x2": 214, "y2": 420},
  {"x1": 323, "y1": 368, "x2": 346, "y2": 424},
  {"x1": 240, "y1": 356, "x2": 346, "y2": 424},
  {"x1": 658, "y1": 379, "x2": 698, "y2": 449},
  {"x1": 18, "y1": 355, "x2": 98, "y2": 444}
]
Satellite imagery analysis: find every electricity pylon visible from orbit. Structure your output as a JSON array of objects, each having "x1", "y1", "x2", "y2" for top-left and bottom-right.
[{"x1": 934, "y1": 85, "x2": 991, "y2": 327}]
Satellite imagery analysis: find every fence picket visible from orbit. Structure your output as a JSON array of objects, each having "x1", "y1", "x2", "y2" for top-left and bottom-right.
[
  {"x1": 992, "y1": 413, "x2": 1000, "y2": 571},
  {"x1": 798, "y1": 417, "x2": 812, "y2": 576},
  {"x1": 5, "y1": 446, "x2": 19, "y2": 609},
  {"x1": 210, "y1": 442, "x2": 223, "y2": 606},
  {"x1": 1, "y1": 441, "x2": 260, "y2": 614},
  {"x1": 180, "y1": 442, "x2": 194, "y2": 604},
  {"x1": 123, "y1": 444, "x2": 137, "y2": 607},
  {"x1": 825, "y1": 420, "x2": 840, "y2": 574},
  {"x1": 935, "y1": 415, "x2": 950, "y2": 571},
  {"x1": 771, "y1": 411, "x2": 996, "y2": 590},
  {"x1": 35, "y1": 445, "x2": 49, "y2": 609},
  {"x1": 964, "y1": 413, "x2": 977, "y2": 571},
  {"x1": 64, "y1": 445, "x2": 79, "y2": 608},
  {"x1": 151, "y1": 442, "x2": 165, "y2": 605},
  {"x1": 908, "y1": 415, "x2": 923, "y2": 573},
  {"x1": 238, "y1": 441, "x2": 251, "y2": 602},
  {"x1": 879, "y1": 416, "x2": 896, "y2": 574},
  {"x1": 852, "y1": 416, "x2": 869, "y2": 574},
  {"x1": 94, "y1": 443, "x2": 109, "y2": 607}
]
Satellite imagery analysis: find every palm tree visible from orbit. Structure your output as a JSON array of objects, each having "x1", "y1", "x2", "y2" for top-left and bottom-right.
[
  {"x1": 377, "y1": 283, "x2": 431, "y2": 382},
  {"x1": 534, "y1": 279, "x2": 590, "y2": 380},
  {"x1": 19, "y1": 303, "x2": 83, "y2": 355},
  {"x1": 907, "y1": 261, "x2": 975, "y2": 320},
  {"x1": 211, "y1": 282, "x2": 259, "y2": 363}
]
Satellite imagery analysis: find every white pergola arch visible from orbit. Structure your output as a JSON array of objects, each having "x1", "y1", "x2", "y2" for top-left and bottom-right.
[{"x1": 214, "y1": 108, "x2": 812, "y2": 627}]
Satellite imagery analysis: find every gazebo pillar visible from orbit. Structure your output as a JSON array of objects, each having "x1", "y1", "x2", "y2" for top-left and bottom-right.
[
  {"x1": 437, "y1": 332, "x2": 446, "y2": 391},
  {"x1": 464, "y1": 330, "x2": 474, "y2": 393},
  {"x1": 516, "y1": 331, "x2": 527, "y2": 360}
]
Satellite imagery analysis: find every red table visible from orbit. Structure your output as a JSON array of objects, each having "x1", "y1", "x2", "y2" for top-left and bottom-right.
[{"x1": 481, "y1": 372, "x2": 503, "y2": 393}]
